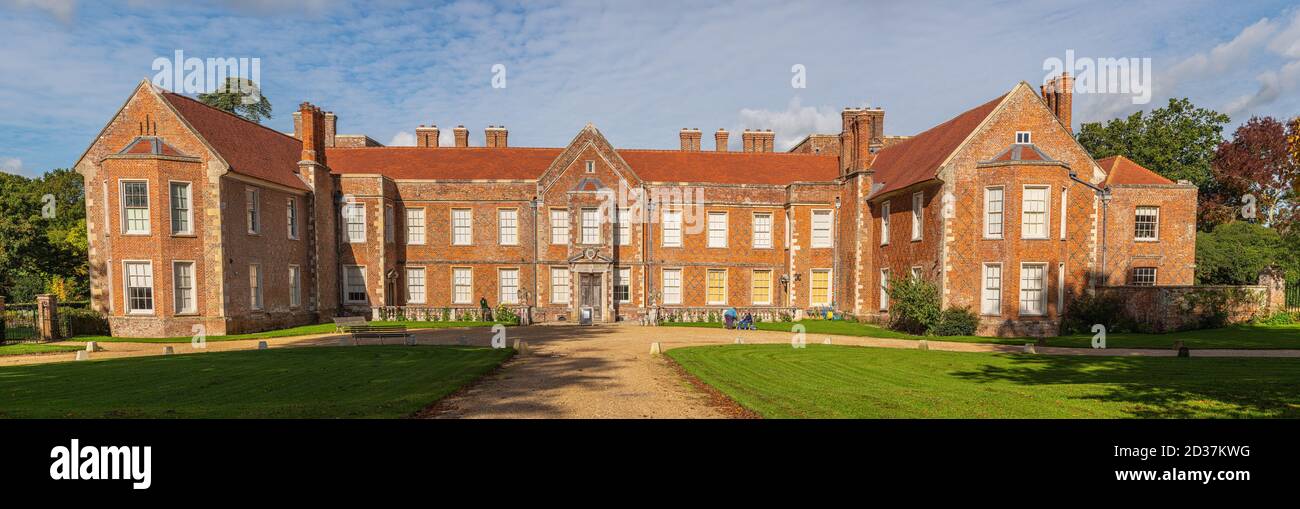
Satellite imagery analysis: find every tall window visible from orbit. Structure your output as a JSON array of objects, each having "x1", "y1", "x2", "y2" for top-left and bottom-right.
[
  {"x1": 880, "y1": 202, "x2": 890, "y2": 245},
  {"x1": 124, "y1": 261, "x2": 153, "y2": 313},
  {"x1": 879, "y1": 269, "x2": 890, "y2": 310},
  {"x1": 1131, "y1": 267, "x2": 1157, "y2": 286},
  {"x1": 122, "y1": 181, "x2": 149, "y2": 234},
  {"x1": 550, "y1": 209, "x2": 569, "y2": 245},
  {"x1": 289, "y1": 265, "x2": 301, "y2": 308},
  {"x1": 1059, "y1": 188, "x2": 1068, "y2": 240},
  {"x1": 982, "y1": 263, "x2": 1001, "y2": 315},
  {"x1": 811, "y1": 210, "x2": 832, "y2": 248},
  {"x1": 173, "y1": 261, "x2": 195, "y2": 314},
  {"x1": 1021, "y1": 186, "x2": 1049, "y2": 239},
  {"x1": 1019, "y1": 263, "x2": 1046, "y2": 315},
  {"x1": 406, "y1": 267, "x2": 426, "y2": 304},
  {"x1": 287, "y1": 197, "x2": 298, "y2": 240},
  {"x1": 663, "y1": 269, "x2": 682, "y2": 304},
  {"x1": 385, "y1": 205, "x2": 395, "y2": 244},
  {"x1": 751, "y1": 270, "x2": 772, "y2": 305},
  {"x1": 344, "y1": 203, "x2": 365, "y2": 243},
  {"x1": 984, "y1": 187, "x2": 1003, "y2": 238},
  {"x1": 406, "y1": 208, "x2": 425, "y2": 245},
  {"x1": 706, "y1": 269, "x2": 726, "y2": 305},
  {"x1": 1057, "y1": 262, "x2": 1066, "y2": 312},
  {"x1": 246, "y1": 187, "x2": 260, "y2": 234},
  {"x1": 1135, "y1": 206, "x2": 1159, "y2": 240},
  {"x1": 911, "y1": 192, "x2": 924, "y2": 241},
  {"x1": 249, "y1": 264, "x2": 263, "y2": 310},
  {"x1": 581, "y1": 208, "x2": 600, "y2": 244},
  {"x1": 662, "y1": 210, "x2": 682, "y2": 247},
  {"x1": 451, "y1": 208, "x2": 472, "y2": 245},
  {"x1": 499, "y1": 268, "x2": 519, "y2": 304},
  {"x1": 707, "y1": 211, "x2": 728, "y2": 248},
  {"x1": 452, "y1": 267, "x2": 472, "y2": 304},
  {"x1": 615, "y1": 267, "x2": 630, "y2": 303},
  {"x1": 616, "y1": 208, "x2": 631, "y2": 246},
  {"x1": 551, "y1": 267, "x2": 570, "y2": 304},
  {"x1": 343, "y1": 266, "x2": 367, "y2": 304},
  {"x1": 752, "y1": 213, "x2": 772, "y2": 248},
  {"x1": 810, "y1": 269, "x2": 831, "y2": 306},
  {"x1": 498, "y1": 209, "x2": 518, "y2": 245},
  {"x1": 169, "y1": 182, "x2": 191, "y2": 235}
]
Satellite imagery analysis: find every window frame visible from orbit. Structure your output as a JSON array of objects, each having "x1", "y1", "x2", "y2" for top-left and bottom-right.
[
  {"x1": 1015, "y1": 131, "x2": 1032, "y2": 144},
  {"x1": 498, "y1": 208, "x2": 519, "y2": 246},
  {"x1": 1130, "y1": 267, "x2": 1157, "y2": 286},
  {"x1": 550, "y1": 208, "x2": 570, "y2": 245},
  {"x1": 1018, "y1": 262, "x2": 1048, "y2": 316},
  {"x1": 706, "y1": 268, "x2": 727, "y2": 306},
  {"x1": 752, "y1": 212, "x2": 773, "y2": 249},
  {"x1": 499, "y1": 268, "x2": 520, "y2": 304},
  {"x1": 289, "y1": 264, "x2": 301, "y2": 309},
  {"x1": 343, "y1": 265, "x2": 368, "y2": 304},
  {"x1": 809, "y1": 269, "x2": 832, "y2": 307},
  {"x1": 615, "y1": 208, "x2": 631, "y2": 246},
  {"x1": 384, "y1": 204, "x2": 395, "y2": 244},
  {"x1": 120, "y1": 179, "x2": 151, "y2": 235},
  {"x1": 1020, "y1": 184, "x2": 1051, "y2": 240},
  {"x1": 245, "y1": 186, "x2": 260, "y2": 235},
  {"x1": 405, "y1": 207, "x2": 426, "y2": 245},
  {"x1": 911, "y1": 191, "x2": 924, "y2": 241},
  {"x1": 123, "y1": 260, "x2": 155, "y2": 314},
  {"x1": 451, "y1": 267, "x2": 473, "y2": 304},
  {"x1": 880, "y1": 201, "x2": 890, "y2": 245},
  {"x1": 406, "y1": 266, "x2": 426, "y2": 304},
  {"x1": 168, "y1": 180, "x2": 193, "y2": 236},
  {"x1": 551, "y1": 267, "x2": 571, "y2": 304},
  {"x1": 983, "y1": 186, "x2": 1004, "y2": 239},
  {"x1": 343, "y1": 203, "x2": 366, "y2": 243},
  {"x1": 707, "y1": 211, "x2": 728, "y2": 248},
  {"x1": 751, "y1": 269, "x2": 773, "y2": 305},
  {"x1": 287, "y1": 196, "x2": 299, "y2": 240},
  {"x1": 1134, "y1": 206, "x2": 1160, "y2": 241},
  {"x1": 811, "y1": 209, "x2": 833, "y2": 248},
  {"x1": 172, "y1": 260, "x2": 196, "y2": 315},
  {"x1": 879, "y1": 268, "x2": 890, "y2": 311},
  {"x1": 614, "y1": 267, "x2": 631, "y2": 303},
  {"x1": 451, "y1": 208, "x2": 473, "y2": 246},
  {"x1": 580, "y1": 207, "x2": 600, "y2": 245},
  {"x1": 248, "y1": 263, "x2": 263, "y2": 311},
  {"x1": 662, "y1": 268, "x2": 682, "y2": 305},
  {"x1": 982, "y1": 262, "x2": 1002, "y2": 316},
  {"x1": 661, "y1": 209, "x2": 682, "y2": 248}
]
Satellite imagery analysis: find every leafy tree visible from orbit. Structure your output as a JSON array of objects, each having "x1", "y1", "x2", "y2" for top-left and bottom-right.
[
  {"x1": 0, "y1": 168, "x2": 87, "y2": 302},
  {"x1": 197, "y1": 77, "x2": 272, "y2": 123},
  {"x1": 1077, "y1": 98, "x2": 1230, "y2": 229},
  {"x1": 1201, "y1": 116, "x2": 1300, "y2": 232},
  {"x1": 1194, "y1": 222, "x2": 1284, "y2": 285}
]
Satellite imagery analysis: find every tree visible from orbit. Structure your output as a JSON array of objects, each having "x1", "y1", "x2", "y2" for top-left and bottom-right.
[
  {"x1": 0, "y1": 168, "x2": 88, "y2": 302},
  {"x1": 197, "y1": 77, "x2": 272, "y2": 123},
  {"x1": 1194, "y1": 222, "x2": 1284, "y2": 285},
  {"x1": 1077, "y1": 98, "x2": 1230, "y2": 229},
  {"x1": 1201, "y1": 116, "x2": 1300, "y2": 232}
]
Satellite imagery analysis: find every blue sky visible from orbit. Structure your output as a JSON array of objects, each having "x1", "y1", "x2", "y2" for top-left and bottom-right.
[{"x1": 1, "y1": 0, "x2": 1298, "y2": 178}]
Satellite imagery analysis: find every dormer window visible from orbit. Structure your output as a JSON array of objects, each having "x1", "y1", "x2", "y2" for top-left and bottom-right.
[
  {"x1": 585, "y1": 160, "x2": 595, "y2": 173},
  {"x1": 1015, "y1": 131, "x2": 1032, "y2": 144}
]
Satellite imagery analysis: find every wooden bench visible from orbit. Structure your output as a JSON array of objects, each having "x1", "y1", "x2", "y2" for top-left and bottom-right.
[
  {"x1": 332, "y1": 316, "x2": 367, "y2": 332},
  {"x1": 344, "y1": 325, "x2": 412, "y2": 345}
]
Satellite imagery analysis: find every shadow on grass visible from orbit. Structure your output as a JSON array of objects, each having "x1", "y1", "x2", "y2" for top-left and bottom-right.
[{"x1": 950, "y1": 354, "x2": 1300, "y2": 418}]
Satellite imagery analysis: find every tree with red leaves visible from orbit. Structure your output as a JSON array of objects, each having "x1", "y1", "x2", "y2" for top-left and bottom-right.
[{"x1": 1202, "y1": 116, "x2": 1300, "y2": 233}]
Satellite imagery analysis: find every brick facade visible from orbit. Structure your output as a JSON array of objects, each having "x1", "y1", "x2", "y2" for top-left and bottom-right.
[{"x1": 79, "y1": 76, "x2": 1197, "y2": 337}]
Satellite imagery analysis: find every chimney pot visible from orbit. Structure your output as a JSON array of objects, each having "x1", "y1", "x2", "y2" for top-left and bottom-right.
[
  {"x1": 453, "y1": 125, "x2": 469, "y2": 147},
  {"x1": 714, "y1": 129, "x2": 729, "y2": 152}
]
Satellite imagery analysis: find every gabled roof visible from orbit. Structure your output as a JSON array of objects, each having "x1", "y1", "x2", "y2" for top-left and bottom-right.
[
  {"x1": 868, "y1": 93, "x2": 1007, "y2": 197},
  {"x1": 161, "y1": 91, "x2": 308, "y2": 190},
  {"x1": 325, "y1": 147, "x2": 563, "y2": 180},
  {"x1": 1097, "y1": 155, "x2": 1174, "y2": 186},
  {"x1": 616, "y1": 150, "x2": 839, "y2": 185}
]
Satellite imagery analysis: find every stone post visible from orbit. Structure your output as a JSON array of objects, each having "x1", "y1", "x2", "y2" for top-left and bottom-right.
[
  {"x1": 36, "y1": 294, "x2": 59, "y2": 341},
  {"x1": 1259, "y1": 269, "x2": 1286, "y2": 314}
]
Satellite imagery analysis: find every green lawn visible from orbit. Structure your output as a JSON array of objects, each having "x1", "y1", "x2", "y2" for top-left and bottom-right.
[
  {"x1": 663, "y1": 320, "x2": 1300, "y2": 349},
  {"x1": 68, "y1": 320, "x2": 511, "y2": 344},
  {"x1": 0, "y1": 345, "x2": 512, "y2": 418},
  {"x1": 0, "y1": 343, "x2": 82, "y2": 357},
  {"x1": 667, "y1": 344, "x2": 1300, "y2": 418}
]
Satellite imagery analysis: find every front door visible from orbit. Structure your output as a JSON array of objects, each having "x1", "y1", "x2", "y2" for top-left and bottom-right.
[{"x1": 580, "y1": 273, "x2": 602, "y2": 322}]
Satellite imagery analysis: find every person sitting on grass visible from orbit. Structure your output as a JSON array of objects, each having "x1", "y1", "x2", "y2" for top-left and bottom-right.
[{"x1": 737, "y1": 312, "x2": 754, "y2": 330}]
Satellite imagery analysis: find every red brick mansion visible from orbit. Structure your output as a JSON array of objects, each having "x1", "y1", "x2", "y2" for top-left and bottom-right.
[{"x1": 76, "y1": 74, "x2": 1196, "y2": 337}]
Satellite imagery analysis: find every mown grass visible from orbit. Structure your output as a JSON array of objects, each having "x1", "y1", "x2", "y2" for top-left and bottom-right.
[
  {"x1": 663, "y1": 320, "x2": 1300, "y2": 349},
  {"x1": 67, "y1": 320, "x2": 511, "y2": 344},
  {"x1": 0, "y1": 343, "x2": 82, "y2": 357},
  {"x1": 0, "y1": 345, "x2": 512, "y2": 418},
  {"x1": 667, "y1": 344, "x2": 1300, "y2": 418}
]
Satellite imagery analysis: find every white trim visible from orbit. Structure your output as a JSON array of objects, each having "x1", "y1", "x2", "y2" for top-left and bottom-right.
[
  {"x1": 1018, "y1": 262, "x2": 1047, "y2": 316},
  {"x1": 245, "y1": 186, "x2": 260, "y2": 235},
  {"x1": 499, "y1": 267, "x2": 520, "y2": 304},
  {"x1": 982, "y1": 262, "x2": 1002, "y2": 316},
  {"x1": 248, "y1": 263, "x2": 263, "y2": 310},
  {"x1": 580, "y1": 207, "x2": 601, "y2": 245},
  {"x1": 497, "y1": 207, "x2": 519, "y2": 246},
  {"x1": 880, "y1": 201, "x2": 890, "y2": 245},
  {"x1": 451, "y1": 266, "x2": 473, "y2": 304},
  {"x1": 1057, "y1": 262, "x2": 1066, "y2": 312},
  {"x1": 1020, "y1": 184, "x2": 1051, "y2": 240},
  {"x1": 751, "y1": 269, "x2": 773, "y2": 305},
  {"x1": 405, "y1": 207, "x2": 426, "y2": 245},
  {"x1": 706, "y1": 268, "x2": 728, "y2": 305},
  {"x1": 662, "y1": 268, "x2": 683, "y2": 305},
  {"x1": 661, "y1": 209, "x2": 683, "y2": 248},
  {"x1": 286, "y1": 196, "x2": 299, "y2": 240},
  {"x1": 879, "y1": 268, "x2": 890, "y2": 311},
  {"x1": 983, "y1": 186, "x2": 1004, "y2": 239},
  {"x1": 167, "y1": 180, "x2": 193, "y2": 236},
  {"x1": 550, "y1": 208, "x2": 570, "y2": 245},
  {"x1": 911, "y1": 191, "x2": 924, "y2": 241},
  {"x1": 551, "y1": 266, "x2": 571, "y2": 304},
  {"x1": 451, "y1": 208, "x2": 473, "y2": 245},
  {"x1": 751, "y1": 212, "x2": 773, "y2": 249},
  {"x1": 707, "y1": 210, "x2": 728, "y2": 248},
  {"x1": 172, "y1": 260, "x2": 196, "y2": 315},
  {"x1": 1135, "y1": 206, "x2": 1160, "y2": 241},
  {"x1": 1059, "y1": 188, "x2": 1067, "y2": 240},
  {"x1": 811, "y1": 209, "x2": 833, "y2": 248},
  {"x1": 122, "y1": 259, "x2": 155, "y2": 315},
  {"x1": 118, "y1": 179, "x2": 150, "y2": 235},
  {"x1": 614, "y1": 267, "x2": 631, "y2": 303},
  {"x1": 343, "y1": 202, "x2": 367, "y2": 243},
  {"x1": 1015, "y1": 131, "x2": 1032, "y2": 144},
  {"x1": 809, "y1": 268, "x2": 832, "y2": 307},
  {"x1": 342, "y1": 265, "x2": 368, "y2": 304},
  {"x1": 405, "y1": 266, "x2": 426, "y2": 305},
  {"x1": 289, "y1": 264, "x2": 302, "y2": 308}
]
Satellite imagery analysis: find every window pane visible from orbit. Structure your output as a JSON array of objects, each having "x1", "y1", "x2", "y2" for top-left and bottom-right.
[
  {"x1": 982, "y1": 264, "x2": 1001, "y2": 315},
  {"x1": 345, "y1": 204, "x2": 365, "y2": 243},
  {"x1": 552, "y1": 267, "x2": 570, "y2": 304},
  {"x1": 615, "y1": 268, "x2": 630, "y2": 302},
  {"x1": 753, "y1": 213, "x2": 772, "y2": 248},
  {"x1": 707, "y1": 270, "x2": 726, "y2": 304},
  {"x1": 1021, "y1": 187, "x2": 1047, "y2": 238},
  {"x1": 173, "y1": 262, "x2": 193, "y2": 313},
  {"x1": 452, "y1": 209, "x2": 472, "y2": 245},
  {"x1": 246, "y1": 188, "x2": 259, "y2": 233},
  {"x1": 453, "y1": 268, "x2": 472, "y2": 303},
  {"x1": 812, "y1": 210, "x2": 832, "y2": 248},
  {"x1": 123, "y1": 181, "x2": 149, "y2": 234},
  {"x1": 1131, "y1": 267, "x2": 1157, "y2": 286},
  {"x1": 752, "y1": 270, "x2": 771, "y2": 304},
  {"x1": 911, "y1": 193, "x2": 923, "y2": 240},
  {"x1": 1135, "y1": 207, "x2": 1159, "y2": 240},
  {"x1": 289, "y1": 266, "x2": 301, "y2": 307},
  {"x1": 616, "y1": 208, "x2": 631, "y2": 245},
  {"x1": 707, "y1": 212, "x2": 727, "y2": 248},
  {"x1": 986, "y1": 188, "x2": 1003, "y2": 237},
  {"x1": 407, "y1": 268, "x2": 425, "y2": 304},
  {"x1": 551, "y1": 210, "x2": 569, "y2": 245},
  {"x1": 287, "y1": 198, "x2": 298, "y2": 239},
  {"x1": 499, "y1": 209, "x2": 518, "y2": 245},
  {"x1": 581, "y1": 208, "x2": 599, "y2": 244},
  {"x1": 170, "y1": 183, "x2": 189, "y2": 234},
  {"x1": 406, "y1": 209, "x2": 425, "y2": 244},
  {"x1": 500, "y1": 269, "x2": 519, "y2": 304},
  {"x1": 810, "y1": 270, "x2": 830, "y2": 305},
  {"x1": 663, "y1": 269, "x2": 681, "y2": 304},
  {"x1": 126, "y1": 262, "x2": 153, "y2": 312},
  {"x1": 1019, "y1": 264, "x2": 1045, "y2": 315},
  {"x1": 345, "y1": 266, "x2": 367, "y2": 303},
  {"x1": 662, "y1": 210, "x2": 682, "y2": 247}
]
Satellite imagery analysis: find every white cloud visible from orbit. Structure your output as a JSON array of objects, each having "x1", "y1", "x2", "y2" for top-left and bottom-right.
[
  {"x1": 387, "y1": 131, "x2": 416, "y2": 147},
  {"x1": 3, "y1": 0, "x2": 74, "y2": 22},
  {"x1": 0, "y1": 157, "x2": 23, "y2": 174},
  {"x1": 1224, "y1": 60, "x2": 1300, "y2": 116},
  {"x1": 737, "y1": 97, "x2": 856, "y2": 151}
]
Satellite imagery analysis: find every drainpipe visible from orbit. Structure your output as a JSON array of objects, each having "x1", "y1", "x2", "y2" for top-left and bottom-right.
[
  {"x1": 1069, "y1": 170, "x2": 1110, "y2": 290},
  {"x1": 832, "y1": 195, "x2": 841, "y2": 313}
]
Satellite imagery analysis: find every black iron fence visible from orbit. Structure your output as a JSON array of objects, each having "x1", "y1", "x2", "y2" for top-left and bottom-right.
[
  {"x1": 2, "y1": 303, "x2": 39, "y2": 343},
  {"x1": 1287, "y1": 286, "x2": 1300, "y2": 313},
  {"x1": 1, "y1": 303, "x2": 108, "y2": 344}
]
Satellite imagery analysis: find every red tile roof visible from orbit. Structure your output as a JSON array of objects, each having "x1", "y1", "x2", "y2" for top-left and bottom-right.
[
  {"x1": 618, "y1": 150, "x2": 839, "y2": 185},
  {"x1": 119, "y1": 136, "x2": 190, "y2": 157},
  {"x1": 325, "y1": 147, "x2": 563, "y2": 180},
  {"x1": 325, "y1": 146, "x2": 840, "y2": 185},
  {"x1": 868, "y1": 93, "x2": 1007, "y2": 197},
  {"x1": 162, "y1": 92, "x2": 308, "y2": 190},
  {"x1": 1098, "y1": 155, "x2": 1174, "y2": 186},
  {"x1": 983, "y1": 143, "x2": 1055, "y2": 163}
]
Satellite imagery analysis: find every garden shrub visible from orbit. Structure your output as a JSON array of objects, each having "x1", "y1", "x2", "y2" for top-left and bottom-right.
[
  {"x1": 932, "y1": 307, "x2": 979, "y2": 336},
  {"x1": 1061, "y1": 292, "x2": 1138, "y2": 334},
  {"x1": 494, "y1": 304, "x2": 519, "y2": 324},
  {"x1": 60, "y1": 308, "x2": 109, "y2": 336},
  {"x1": 1259, "y1": 311, "x2": 1295, "y2": 325},
  {"x1": 886, "y1": 277, "x2": 940, "y2": 335}
]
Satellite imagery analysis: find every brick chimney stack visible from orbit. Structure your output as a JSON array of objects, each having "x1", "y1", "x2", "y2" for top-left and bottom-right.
[
  {"x1": 486, "y1": 125, "x2": 508, "y2": 147},
  {"x1": 1041, "y1": 72, "x2": 1073, "y2": 131},
  {"x1": 297, "y1": 102, "x2": 326, "y2": 165},
  {"x1": 741, "y1": 129, "x2": 756, "y2": 152},
  {"x1": 679, "y1": 128, "x2": 701, "y2": 151},
  {"x1": 714, "y1": 129, "x2": 729, "y2": 151},
  {"x1": 323, "y1": 112, "x2": 337, "y2": 148},
  {"x1": 416, "y1": 124, "x2": 440, "y2": 148},
  {"x1": 759, "y1": 130, "x2": 775, "y2": 152},
  {"x1": 840, "y1": 107, "x2": 872, "y2": 173},
  {"x1": 453, "y1": 125, "x2": 469, "y2": 147}
]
